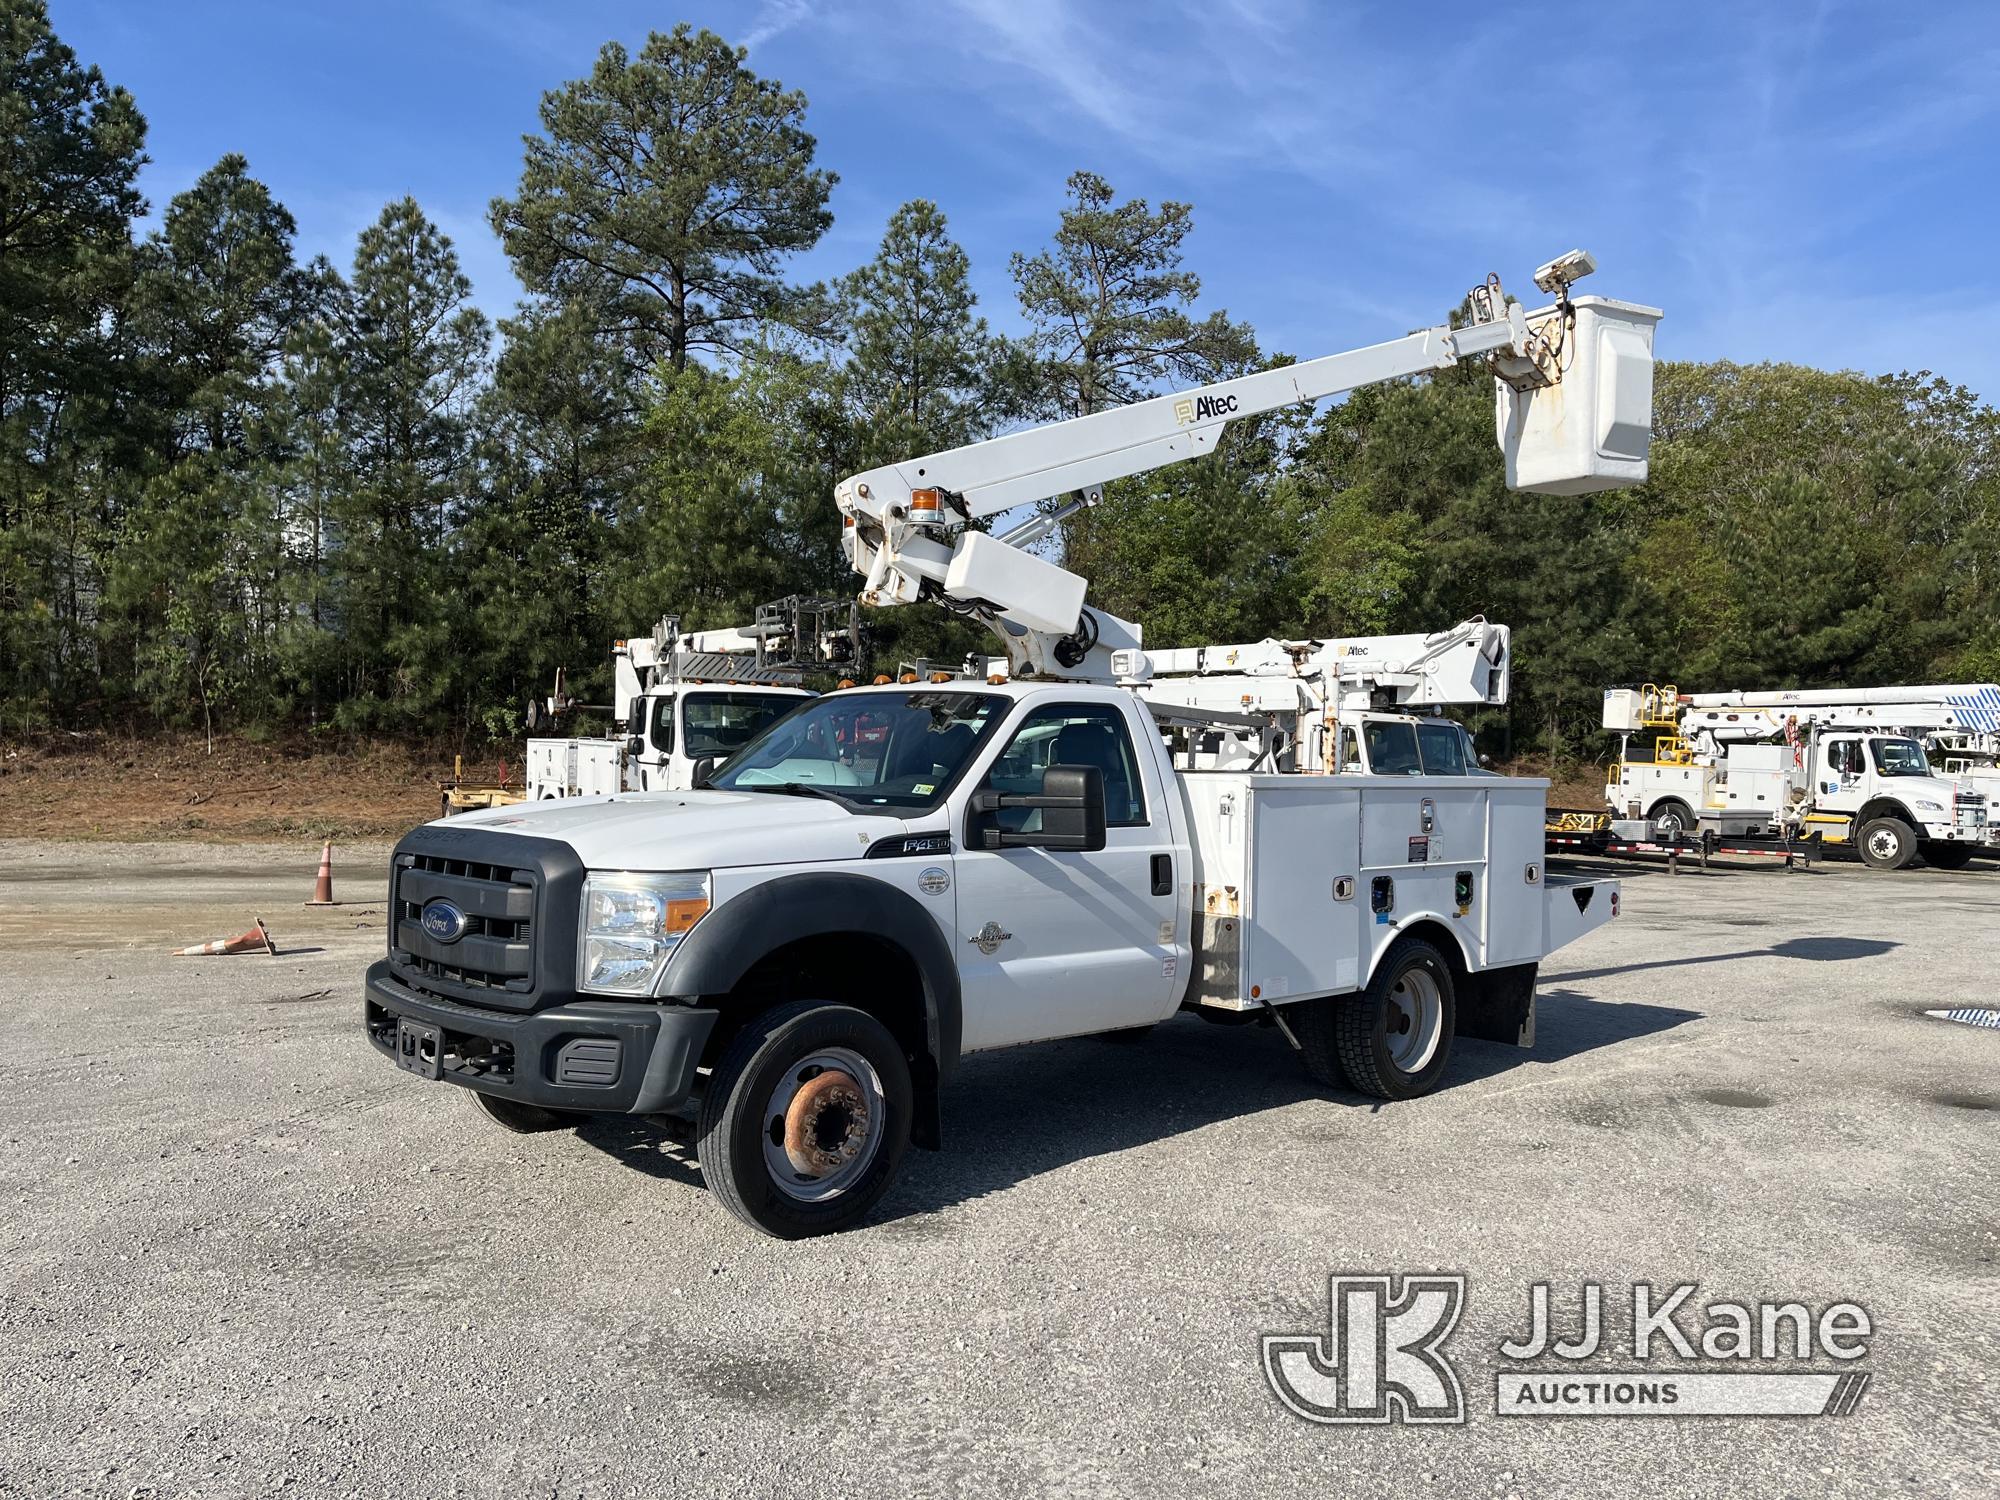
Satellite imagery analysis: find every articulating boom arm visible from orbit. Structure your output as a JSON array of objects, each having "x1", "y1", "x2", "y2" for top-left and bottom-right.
[{"x1": 834, "y1": 252, "x2": 1656, "y2": 680}]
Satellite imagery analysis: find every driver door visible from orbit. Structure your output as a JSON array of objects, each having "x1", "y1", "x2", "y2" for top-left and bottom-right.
[
  {"x1": 1820, "y1": 735, "x2": 1862, "y2": 808},
  {"x1": 636, "y1": 692, "x2": 676, "y2": 791},
  {"x1": 951, "y1": 702, "x2": 1180, "y2": 1051}
]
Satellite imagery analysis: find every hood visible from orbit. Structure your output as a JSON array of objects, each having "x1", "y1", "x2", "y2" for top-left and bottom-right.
[
  {"x1": 442, "y1": 790, "x2": 910, "y2": 870},
  {"x1": 1888, "y1": 776, "x2": 1978, "y2": 807}
]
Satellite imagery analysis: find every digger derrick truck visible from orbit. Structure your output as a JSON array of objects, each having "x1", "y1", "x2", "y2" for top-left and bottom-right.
[
  {"x1": 364, "y1": 251, "x2": 1660, "y2": 1237},
  {"x1": 1604, "y1": 683, "x2": 1997, "y2": 870}
]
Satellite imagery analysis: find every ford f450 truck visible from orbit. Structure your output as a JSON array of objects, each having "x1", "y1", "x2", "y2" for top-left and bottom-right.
[
  {"x1": 365, "y1": 250, "x2": 1653, "y2": 1234},
  {"x1": 366, "y1": 680, "x2": 1617, "y2": 1236}
]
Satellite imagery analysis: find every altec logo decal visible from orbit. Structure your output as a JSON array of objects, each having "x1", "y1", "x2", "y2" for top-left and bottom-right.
[
  {"x1": 1264, "y1": 1276, "x2": 1874, "y2": 1424},
  {"x1": 1174, "y1": 392, "x2": 1240, "y2": 426}
]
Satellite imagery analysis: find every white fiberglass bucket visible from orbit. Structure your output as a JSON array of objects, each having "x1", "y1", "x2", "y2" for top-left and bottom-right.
[{"x1": 1497, "y1": 295, "x2": 1663, "y2": 495}]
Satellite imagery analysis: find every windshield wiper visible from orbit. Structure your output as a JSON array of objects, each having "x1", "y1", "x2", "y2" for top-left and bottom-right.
[{"x1": 740, "y1": 780, "x2": 855, "y2": 808}]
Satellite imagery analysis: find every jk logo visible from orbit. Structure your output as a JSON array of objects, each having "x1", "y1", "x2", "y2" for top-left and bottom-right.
[{"x1": 1263, "y1": 1274, "x2": 1466, "y2": 1425}]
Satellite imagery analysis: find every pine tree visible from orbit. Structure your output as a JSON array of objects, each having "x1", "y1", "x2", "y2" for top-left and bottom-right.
[
  {"x1": 0, "y1": 0, "x2": 147, "y2": 723},
  {"x1": 490, "y1": 25, "x2": 835, "y2": 373},
  {"x1": 326, "y1": 198, "x2": 490, "y2": 730},
  {"x1": 127, "y1": 154, "x2": 312, "y2": 458},
  {"x1": 1010, "y1": 170, "x2": 1253, "y2": 418},
  {"x1": 840, "y1": 200, "x2": 1009, "y2": 460}
]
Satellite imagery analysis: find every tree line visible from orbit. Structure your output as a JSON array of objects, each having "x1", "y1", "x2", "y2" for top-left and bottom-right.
[{"x1": 3, "y1": 1, "x2": 1996, "y2": 759}]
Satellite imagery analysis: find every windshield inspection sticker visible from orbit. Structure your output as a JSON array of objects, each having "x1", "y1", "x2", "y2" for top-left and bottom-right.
[
  {"x1": 1264, "y1": 1276, "x2": 1873, "y2": 1425},
  {"x1": 912, "y1": 783, "x2": 934, "y2": 795}
]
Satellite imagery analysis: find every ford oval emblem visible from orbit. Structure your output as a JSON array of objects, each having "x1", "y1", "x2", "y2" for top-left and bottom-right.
[{"x1": 420, "y1": 898, "x2": 468, "y2": 944}]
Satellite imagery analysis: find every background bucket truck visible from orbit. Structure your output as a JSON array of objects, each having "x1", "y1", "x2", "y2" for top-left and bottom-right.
[{"x1": 1603, "y1": 683, "x2": 1997, "y2": 869}]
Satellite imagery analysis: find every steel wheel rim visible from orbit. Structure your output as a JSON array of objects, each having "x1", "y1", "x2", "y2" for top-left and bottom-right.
[
  {"x1": 761, "y1": 1046, "x2": 885, "y2": 1203},
  {"x1": 1867, "y1": 828, "x2": 1899, "y2": 861},
  {"x1": 1385, "y1": 968, "x2": 1444, "y2": 1073}
]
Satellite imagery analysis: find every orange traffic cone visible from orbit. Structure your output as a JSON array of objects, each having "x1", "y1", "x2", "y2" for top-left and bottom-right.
[
  {"x1": 172, "y1": 918, "x2": 277, "y2": 957},
  {"x1": 306, "y1": 840, "x2": 337, "y2": 906}
]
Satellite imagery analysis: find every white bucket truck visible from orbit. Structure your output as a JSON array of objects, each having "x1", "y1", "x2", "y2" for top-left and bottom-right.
[
  {"x1": 520, "y1": 605, "x2": 852, "y2": 798},
  {"x1": 1129, "y1": 618, "x2": 1510, "y2": 776},
  {"x1": 1604, "y1": 683, "x2": 1995, "y2": 869},
  {"x1": 366, "y1": 252, "x2": 1657, "y2": 1236}
]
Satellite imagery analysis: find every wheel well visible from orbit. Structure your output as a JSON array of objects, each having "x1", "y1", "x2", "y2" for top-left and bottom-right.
[
  {"x1": 704, "y1": 932, "x2": 942, "y2": 1148},
  {"x1": 1647, "y1": 796, "x2": 1693, "y2": 817},
  {"x1": 1857, "y1": 799, "x2": 1912, "y2": 829},
  {"x1": 1385, "y1": 918, "x2": 1472, "y2": 993}
]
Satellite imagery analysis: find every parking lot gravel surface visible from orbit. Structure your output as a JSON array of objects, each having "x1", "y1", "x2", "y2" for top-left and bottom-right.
[{"x1": 2, "y1": 837, "x2": 1995, "y2": 1497}]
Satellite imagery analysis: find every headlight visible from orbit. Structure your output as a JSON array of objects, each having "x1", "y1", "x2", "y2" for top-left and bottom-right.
[
  {"x1": 1913, "y1": 799, "x2": 1944, "y2": 814},
  {"x1": 577, "y1": 872, "x2": 710, "y2": 996}
]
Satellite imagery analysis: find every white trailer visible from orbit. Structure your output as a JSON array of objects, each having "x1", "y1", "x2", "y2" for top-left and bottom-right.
[
  {"x1": 1604, "y1": 683, "x2": 1995, "y2": 869},
  {"x1": 367, "y1": 250, "x2": 1658, "y2": 1237}
]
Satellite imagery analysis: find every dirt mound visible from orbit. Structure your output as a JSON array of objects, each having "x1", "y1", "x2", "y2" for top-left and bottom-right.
[{"x1": 0, "y1": 733, "x2": 483, "y2": 843}]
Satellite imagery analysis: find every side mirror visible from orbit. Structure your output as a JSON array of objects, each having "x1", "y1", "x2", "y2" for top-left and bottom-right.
[
  {"x1": 1479, "y1": 753, "x2": 1494, "y2": 768},
  {"x1": 625, "y1": 735, "x2": 644, "y2": 758},
  {"x1": 691, "y1": 755, "x2": 717, "y2": 788},
  {"x1": 970, "y1": 763, "x2": 1108, "y2": 852}
]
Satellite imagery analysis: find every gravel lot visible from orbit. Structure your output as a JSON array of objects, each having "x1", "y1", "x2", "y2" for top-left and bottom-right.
[{"x1": 2, "y1": 837, "x2": 1996, "y2": 1498}]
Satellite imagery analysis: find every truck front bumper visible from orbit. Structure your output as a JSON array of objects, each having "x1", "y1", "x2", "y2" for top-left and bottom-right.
[{"x1": 364, "y1": 959, "x2": 718, "y2": 1114}]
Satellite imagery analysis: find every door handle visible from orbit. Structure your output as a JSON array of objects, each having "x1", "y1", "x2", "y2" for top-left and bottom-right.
[{"x1": 1151, "y1": 853, "x2": 1172, "y2": 897}]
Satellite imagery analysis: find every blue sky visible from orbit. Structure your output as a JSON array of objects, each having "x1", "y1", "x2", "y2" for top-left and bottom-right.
[{"x1": 57, "y1": 0, "x2": 2000, "y2": 398}]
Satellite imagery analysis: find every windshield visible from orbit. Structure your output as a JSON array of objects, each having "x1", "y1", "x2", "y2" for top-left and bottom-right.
[
  {"x1": 682, "y1": 691, "x2": 800, "y2": 760},
  {"x1": 709, "y1": 691, "x2": 1008, "y2": 811},
  {"x1": 1869, "y1": 737, "x2": 1932, "y2": 777}
]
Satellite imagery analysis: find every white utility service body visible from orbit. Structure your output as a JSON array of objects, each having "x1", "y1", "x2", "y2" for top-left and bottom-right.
[{"x1": 1178, "y1": 771, "x2": 1602, "y2": 1016}]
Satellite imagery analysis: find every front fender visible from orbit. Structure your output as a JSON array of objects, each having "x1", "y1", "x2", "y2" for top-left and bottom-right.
[{"x1": 657, "y1": 871, "x2": 963, "y2": 1079}]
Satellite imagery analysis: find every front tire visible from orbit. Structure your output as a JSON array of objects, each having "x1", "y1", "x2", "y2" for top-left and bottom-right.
[
  {"x1": 696, "y1": 1001, "x2": 912, "y2": 1239},
  {"x1": 1294, "y1": 937, "x2": 1457, "y2": 1101},
  {"x1": 1857, "y1": 816, "x2": 1917, "y2": 870},
  {"x1": 1924, "y1": 841, "x2": 1975, "y2": 870},
  {"x1": 470, "y1": 1092, "x2": 580, "y2": 1134}
]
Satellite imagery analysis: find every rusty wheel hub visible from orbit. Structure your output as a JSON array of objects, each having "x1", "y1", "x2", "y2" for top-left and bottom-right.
[
  {"x1": 782, "y1": 1067, "x2": 869, "y2": 1178},
  {"x1": 763, "y1": 1046, "x2": 886, "y2": 1203}
]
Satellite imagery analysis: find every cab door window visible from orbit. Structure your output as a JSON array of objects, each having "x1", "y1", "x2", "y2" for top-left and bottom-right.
[
  {"x1": 1362, "y1": 720, "x2": 1422, "y2": 776},
  {"x1": 648, "y1": 695, "x2": 676, "y2": 755},
  {"x1": 1825, "y1": 738, "x2": 1861, "y2": 777},
  {"x1": 1336, "y1": 725, "x2": 1363, "y2": 773},
  {"x1": 1415, "y1": 721, "x2": 1467, "y2": 775},
  {"x1": 981, "y1": 704, "x2": 1148, "y2": 833}
]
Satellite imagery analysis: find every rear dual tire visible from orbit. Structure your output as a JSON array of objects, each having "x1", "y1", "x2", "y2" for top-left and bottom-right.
[{"x1": 1293, "y1": 938, "x2": 1457, "y2": 1101}]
